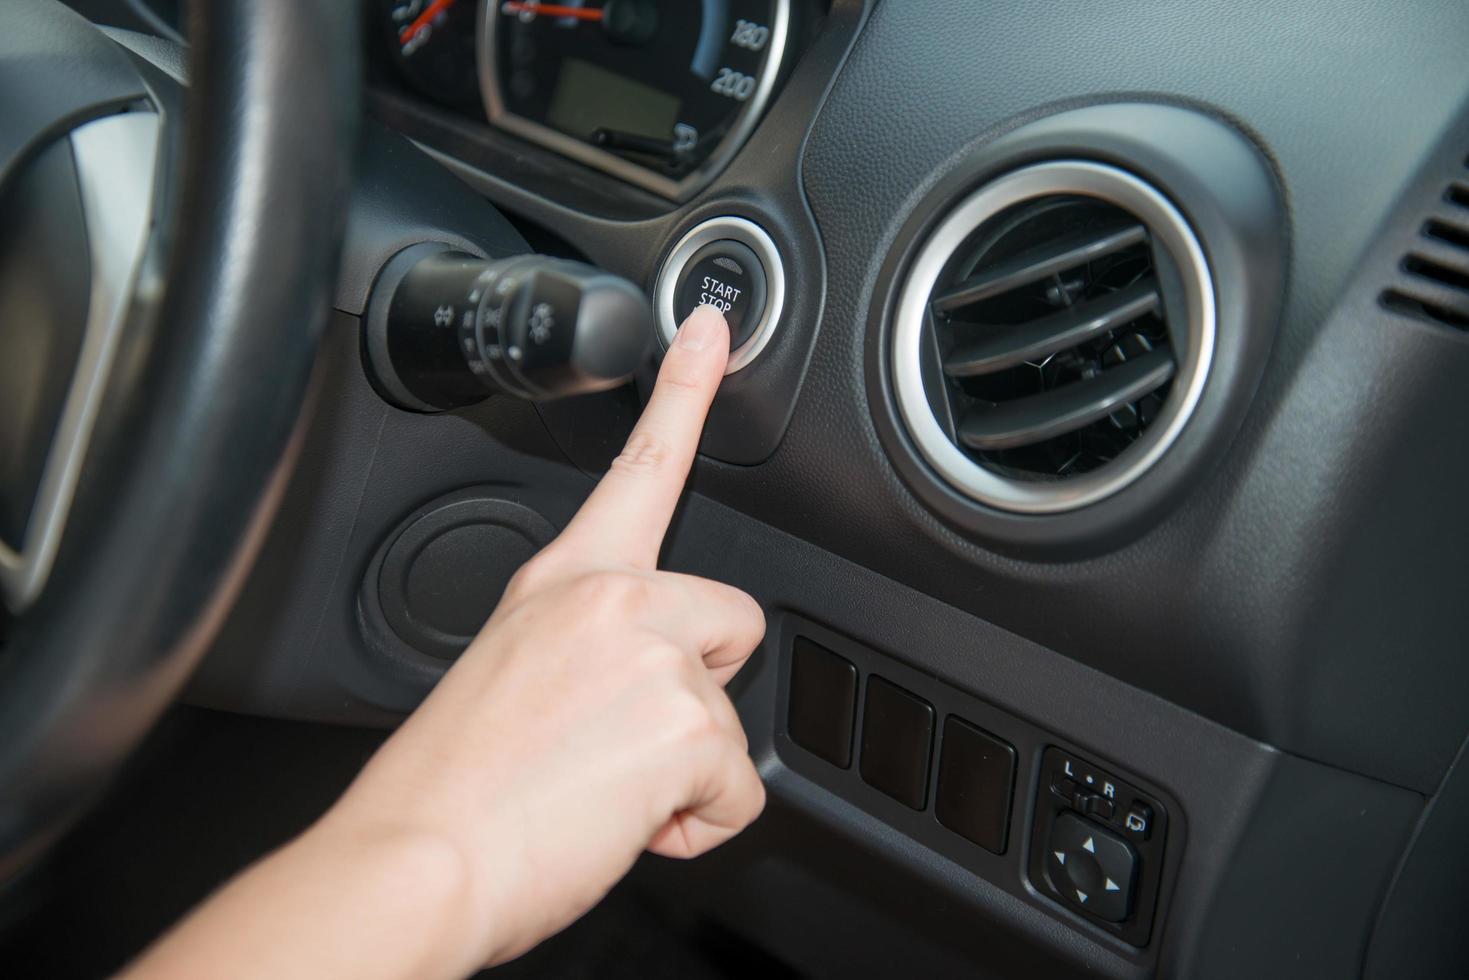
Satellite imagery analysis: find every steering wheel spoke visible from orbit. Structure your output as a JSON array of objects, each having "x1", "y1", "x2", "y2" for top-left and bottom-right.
[
  {"x1": 0, "y1": 110, "x2": 160, "y2": 612},
  {"x1": 0, "y1": 0, "x2": 359, "y2": 879}
]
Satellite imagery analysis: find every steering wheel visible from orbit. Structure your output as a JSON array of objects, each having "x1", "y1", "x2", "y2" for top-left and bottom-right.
[{"x1": 0, "y1": 0, "x2": 359, "y2": 878}]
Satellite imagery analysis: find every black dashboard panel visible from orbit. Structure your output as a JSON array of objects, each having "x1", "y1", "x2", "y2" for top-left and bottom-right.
[
  {"x1": 866, "y1": 102, "x2": 1286, "y2": 554},
  {"x1": 154, "y1": 0, "x2": 1469, "y2": 975},
  {"x1": 701, "y1": 0, "x2": 1469, "y2": 794},
  {"x1": 372, "y1": 0, "x2": 866, "y2": 465}
]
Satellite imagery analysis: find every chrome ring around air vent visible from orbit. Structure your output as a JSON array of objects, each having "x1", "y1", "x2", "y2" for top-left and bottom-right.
[{"x1": 891, "y1": 160, "x2": 1216, "y2": 514}]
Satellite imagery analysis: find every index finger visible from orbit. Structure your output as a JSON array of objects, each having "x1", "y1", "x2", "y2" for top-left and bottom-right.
[{"x1": 553, "y1": 304, "x2": 730, "y2": 567}]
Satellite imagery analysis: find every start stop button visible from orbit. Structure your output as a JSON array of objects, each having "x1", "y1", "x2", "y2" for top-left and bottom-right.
[
  {"x1": 654, "y1": 216, "x2": 785, "y2": 374},
  {"x1": 673, "y1": 240, "x2": 767, "y2": 352}
]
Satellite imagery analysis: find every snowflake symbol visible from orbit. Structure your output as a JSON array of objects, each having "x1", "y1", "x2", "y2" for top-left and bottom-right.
[{"x1": 528, "y1": 303, "x2": 555, "y2": 344}]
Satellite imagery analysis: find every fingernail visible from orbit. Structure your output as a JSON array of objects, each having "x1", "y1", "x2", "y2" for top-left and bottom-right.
[{"x1": 674, "y1": 305, "x2": 726, "y2": 352}]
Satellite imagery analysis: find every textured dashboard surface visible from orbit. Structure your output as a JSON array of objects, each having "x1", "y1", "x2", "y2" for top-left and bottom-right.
[
  {"x1": 690, "y1": 0, "x2": 1469, "y2": 793},
  {"x1": 165, "y1": 2, "x2": 1469, "y2": 973}
]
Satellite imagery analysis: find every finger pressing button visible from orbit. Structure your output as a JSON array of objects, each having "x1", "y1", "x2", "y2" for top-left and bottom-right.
[
  {"x1": 673, "y1": 239, "x2": 767, "y2": 352},
  {"x1": 653, "y1": 215, "x2": 786, "y2": 374}
]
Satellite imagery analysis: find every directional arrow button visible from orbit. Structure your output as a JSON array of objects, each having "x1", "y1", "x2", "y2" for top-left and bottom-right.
[{"x1": 1045, "y1": 813, "x2": 1138, "y2": 924}]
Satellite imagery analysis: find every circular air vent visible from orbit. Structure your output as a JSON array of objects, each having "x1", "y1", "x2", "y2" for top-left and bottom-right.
[{"x1": 891, "y1": 161, "x2": 1215, "y2": 514}]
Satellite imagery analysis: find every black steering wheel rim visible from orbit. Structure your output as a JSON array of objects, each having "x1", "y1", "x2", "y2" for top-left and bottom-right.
[{"x1": 0, "y1": 0, "x2": 359, "y2": 878}]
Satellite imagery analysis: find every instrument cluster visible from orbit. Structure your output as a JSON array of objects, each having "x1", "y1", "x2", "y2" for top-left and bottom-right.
[{"x1": 376, "y1": 0, "x2": 806, "y2": 198}]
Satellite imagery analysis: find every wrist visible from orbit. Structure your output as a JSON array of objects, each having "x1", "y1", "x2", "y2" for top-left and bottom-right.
[{"x1": 303, "y1": 806, "x2": 493, "y2": 978}]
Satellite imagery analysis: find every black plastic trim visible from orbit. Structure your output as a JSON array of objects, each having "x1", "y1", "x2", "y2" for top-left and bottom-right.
[
  {"x1": 773, "y1": 613, "x2": 1186, "y2": 958},
  {"x1": 358, "y1": 488, "x2": 555, "y2": 666}
]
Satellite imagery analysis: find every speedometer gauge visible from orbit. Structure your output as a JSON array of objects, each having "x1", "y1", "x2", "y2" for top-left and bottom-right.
[
  {"x1": 479, "y1": 0, "x2": 791, "y2": 198},
  {"x1": 384, "y1": 0, "x2": 482, "y2": 110}
]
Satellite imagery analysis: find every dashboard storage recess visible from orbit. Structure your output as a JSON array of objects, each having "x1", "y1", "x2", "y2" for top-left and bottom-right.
[{"x1": 358, "y1": 488, "x2": 556, "y2": 665}]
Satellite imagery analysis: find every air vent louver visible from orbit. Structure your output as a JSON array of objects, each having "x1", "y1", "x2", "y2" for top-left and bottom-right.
[
  {"x1": 891, "y1": 162, "x2": 1215, "y2": 514},
  {"x1": 1381, "y1": 155, "x2": 1469, "y2": 330}
]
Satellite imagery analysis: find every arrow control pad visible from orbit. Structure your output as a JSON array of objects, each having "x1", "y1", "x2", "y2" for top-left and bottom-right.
[
  {"x1": 1027, "y1": 747, "x2": 1171, "y2": 946},
  {"x1": 1047, "y1": 812, "x2": 1137, "y2": 922}
]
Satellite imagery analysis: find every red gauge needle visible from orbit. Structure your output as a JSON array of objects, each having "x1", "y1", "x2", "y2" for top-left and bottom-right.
[
  {"x1": 400, "y1": 0, "x2": 457, "y2": 44},
  {"x1": 501, "y1": 2, "x2": 605, "y2": 21}
]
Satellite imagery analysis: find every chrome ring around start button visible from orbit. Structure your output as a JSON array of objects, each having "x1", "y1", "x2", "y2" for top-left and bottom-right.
[{"x1": 653, "y1": 216, "x2": 785, "y2": 375}]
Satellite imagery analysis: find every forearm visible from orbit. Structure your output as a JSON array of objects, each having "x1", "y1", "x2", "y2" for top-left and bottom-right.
[
  {"x1": 122, "y1": 306, "x2": 761, "y2": 979},
  {"x1": 121, "y1": 815, "x2": 483, "y2": 980}
]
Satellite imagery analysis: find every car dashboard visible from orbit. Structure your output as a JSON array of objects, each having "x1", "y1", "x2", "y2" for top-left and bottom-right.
[{"x1": 58, "y1": 0, "x2": 1469, "y2": 977}]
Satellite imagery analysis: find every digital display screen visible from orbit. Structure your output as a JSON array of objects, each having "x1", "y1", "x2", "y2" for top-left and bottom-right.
[{"x1": 546, "y1": 57, "x2": 682, "y2": 143}]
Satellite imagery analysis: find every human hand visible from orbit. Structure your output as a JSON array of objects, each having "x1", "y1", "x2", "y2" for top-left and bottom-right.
[{"x1": 318, "y1": 303, "x2": 765, "y2": 970}]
